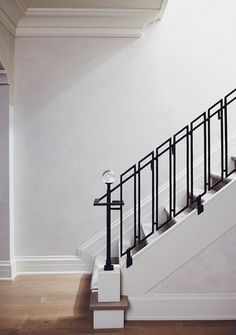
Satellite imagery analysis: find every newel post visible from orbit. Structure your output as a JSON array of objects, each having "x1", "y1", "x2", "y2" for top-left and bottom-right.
[{"x1": 102, "y1": 170, "x2": 115, "y2": 271}]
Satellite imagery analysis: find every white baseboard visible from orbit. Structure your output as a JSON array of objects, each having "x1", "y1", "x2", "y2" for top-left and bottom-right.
[
  {"x1": 14, "y1": 255, "x2": 91, "y2": 275},
  {"x1": 127, "y1": 293, "x2": 236, "y2": 320},
  {"x1": 0, "y1": 261, "x2": 14, "y2": 280}
]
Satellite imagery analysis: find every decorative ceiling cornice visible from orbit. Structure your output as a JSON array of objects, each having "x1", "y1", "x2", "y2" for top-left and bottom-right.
[
  {"x1": 14, "y1": 0, "x2": 28, "y2": 13},
  {"x1": 0, "y1": 0, "x2": 169, "y2": 38},
  {"x1": 0, "y1": 0, "x2": 27, "y2": 35},
  {"x1": 0, "y1": 9, "x2": 16, "y2": 35},
  {"x1": 28, "y1": 0, "x2": 166, "y2": 10}
]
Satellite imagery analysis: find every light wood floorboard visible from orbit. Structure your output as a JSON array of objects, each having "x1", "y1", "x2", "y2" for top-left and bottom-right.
[{"x1": 0, "y1": 275, "x2": 236, "y2": 334}]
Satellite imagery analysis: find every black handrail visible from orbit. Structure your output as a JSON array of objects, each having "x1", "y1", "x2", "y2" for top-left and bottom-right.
[{"x1": 94, "y1": 88, "x2": 236, "y2": 269}]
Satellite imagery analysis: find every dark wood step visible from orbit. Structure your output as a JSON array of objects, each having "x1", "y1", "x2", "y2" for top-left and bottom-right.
[
  {"x1": 210, "y1": 173, "x2": 231, "y2": 191},
  {"x1": 111, "y1": 257, "x2": 119, "y2": 264},
  {"x1": 210, "y1": 173, "x2": 226, "y2": 182},
  {"x1": 89, "y1": 292, "x2": 129, "y2": 311}
]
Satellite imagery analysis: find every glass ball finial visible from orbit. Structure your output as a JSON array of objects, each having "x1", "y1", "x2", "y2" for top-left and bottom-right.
[{"x1": 102, "y1": 170, "x2": 115, "y2": 184}]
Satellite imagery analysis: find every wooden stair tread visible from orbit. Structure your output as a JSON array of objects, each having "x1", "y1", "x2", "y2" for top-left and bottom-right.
[
  {"x1": 111, "y1": 257, "x2": 119, "y2": 264},
  {"x1": 210, "y1": 173, "x2": 230, "y2": 183},
  {"x1": 89, "y1": 291, "x2": 129, "y2": 311},
  {"x1": 231, "y1": 156, "x2": 236, "y2": 161},
  {"x1": 210, "y1": 173, "x2": 223, "y2": 181}
]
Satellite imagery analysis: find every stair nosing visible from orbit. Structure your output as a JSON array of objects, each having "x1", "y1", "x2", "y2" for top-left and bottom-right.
[{"x1": 89, "y1": 291, "x2": 129, "y2": 311}]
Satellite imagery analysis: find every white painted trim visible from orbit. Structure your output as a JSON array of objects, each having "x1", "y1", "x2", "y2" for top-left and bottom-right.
[
  {"x1": 0, "y1": 1, "x2": 26, "y2": 35},
  {"x1": 14, "y1": 255, "x2": 91, "y2": 275},
  {"x1": 24, "y1": 8, "x2": 160, "y2": 16},
  {"x1": 1, "y1": 1, "x2": 168, "y2": 37},
  {"x1": 9, "y1": 105, "x2": 15, "y2": 279},
  {"x1": 14, "y1": 0, "x2": 27, "y2": 14},
  {"x1": 25, "y1": 0, "x2": 164, "y2": 10},
  {"x1": 1, "y1": 256, "x2": 91, "y2": 279},
  {"x1": 0, "y1": 261, "x2": 14, "y2": 280},
  {"x1": 156, "y1": 0, "x2": 169, "y2": 20},
  {"x1": 0, "y1": 9, "x2": 16, "y2": 36},
  {"x1": 16, "y1": 2, "x2": 168, "y2": 37},
  {"x1": 127, "y1": 293, "x2": 236, "y2": 320},
  {"x1": 16, "y1": 27, "x2": 143, "y2": 38}
]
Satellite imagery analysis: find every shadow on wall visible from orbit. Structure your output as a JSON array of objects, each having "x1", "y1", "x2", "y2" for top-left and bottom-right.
[{"x1": 15, "y1": 37, "x2": 140, "y2": 111}]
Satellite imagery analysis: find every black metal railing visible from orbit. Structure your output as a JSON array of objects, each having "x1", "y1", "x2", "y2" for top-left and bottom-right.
[{"x1": 94, "y1": 88, "x2": 236, "y2": 269}]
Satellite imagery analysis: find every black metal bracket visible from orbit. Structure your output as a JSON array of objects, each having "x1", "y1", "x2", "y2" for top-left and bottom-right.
[
  {"x1": 94, "y1": 198, "x2": 124, "y2": 209},
  {"x1": 126, "y1": 248, "x2": 133, "y2": 268},
  {"x1": 171, "y1": 144, "x2": 175, "y2": 155},
  {"x1": 150, "y1": 161, "x2": 154, "y2": 171},
  {"x1": 197, "y1": 196, "x2": 204, "y2": 215}
]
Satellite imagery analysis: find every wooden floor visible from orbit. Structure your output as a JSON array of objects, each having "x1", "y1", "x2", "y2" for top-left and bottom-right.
[{"x1": 0, "y1": 275, "x2": 236, "y2": 335}]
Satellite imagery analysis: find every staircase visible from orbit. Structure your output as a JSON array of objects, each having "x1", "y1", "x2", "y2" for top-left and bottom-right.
[{"x1": 89, "y1": 88, "x2": 236, "y2": 327}]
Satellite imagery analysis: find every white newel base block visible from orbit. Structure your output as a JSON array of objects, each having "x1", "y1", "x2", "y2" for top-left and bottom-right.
[
  {"x1": 98, "y1": 265, "x2": 120, "y2": 302},
  {"x1": 94, "y1": 310, "x2": 124, "y2": 329},
  {"x1": 90, "y1": 289, "x2": 128, "y2": 329}
]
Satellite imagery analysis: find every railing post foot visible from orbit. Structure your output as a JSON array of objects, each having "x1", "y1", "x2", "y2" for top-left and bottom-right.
[
  {"x1": 104, "y1": 260, "x2": 114, "y2": 271},
  {"x1": 126, "y1": 248, "x2": 133, "y2": 268},
  {"x1": 197, "y1": 196, "x2": 204, "y2": 215}
]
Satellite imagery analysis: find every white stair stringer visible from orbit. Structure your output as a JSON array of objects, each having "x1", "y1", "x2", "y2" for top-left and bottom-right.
[
  {"x1": 121, "y1": 176, "x2": 236, "y2": 298},
  {"x1": 91, "y1": 256, "x2": 105, "y2": 291}
]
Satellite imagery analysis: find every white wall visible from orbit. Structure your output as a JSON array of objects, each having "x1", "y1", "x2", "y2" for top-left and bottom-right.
[{"x1": 14, "y1": 0, "x2": 236, "y2": 258}]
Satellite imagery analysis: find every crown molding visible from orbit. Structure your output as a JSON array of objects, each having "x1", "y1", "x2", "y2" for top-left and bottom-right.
[
  {"x1": 16, "y1": 0, "x2": 169, "y2": 38},
  {"x1": 23, "y1": 7, "x2": 161, "y2": 17},
  {"x1": 0, "y1": 0, "x2": 168, "y2": 38},
  {"x1": 28, "y1": 0, "x2": 165, "y2": 10},
  {"x1": 14, "y1": 0, "x2": 28, "y2": 13},
  {"x1": 16, "y1": 27, "x2": 143, "y2": 38},
  {"x1": 0, "y1": 0, "x2": 27, "y2": 36},
  {"x1": 0, "y1": 9, "x2": 16, "y2": 35}
]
